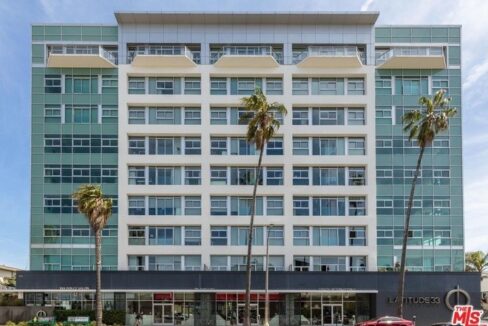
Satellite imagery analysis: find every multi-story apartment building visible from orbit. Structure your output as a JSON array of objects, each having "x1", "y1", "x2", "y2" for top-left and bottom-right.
[{"x1": 23, "y1": 11, "x2": 471, "y2": 325}]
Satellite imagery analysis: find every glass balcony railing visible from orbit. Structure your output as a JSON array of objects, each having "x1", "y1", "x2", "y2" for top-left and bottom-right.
[
  {"x1": 293, "y1": 46, "x2": 365, "y2": 64},
  {"x1": 47, "y1": 45, "x2": 118, "y2": 65},
  {"x1": 210, "y1": 46, "x2": 284, "y2": 64},
  {"x1": 127, "y1": 45, "x2": 199, "y2": 64},
  {"x1": 376, "y1": 46, "x2": 444, "y2": 66}
]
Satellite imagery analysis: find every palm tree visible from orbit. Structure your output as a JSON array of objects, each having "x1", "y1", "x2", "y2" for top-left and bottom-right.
[
  {"x1": 465, "y1": 251, "x2": 488, "y2": 272},
  {"x1": 241, "y1": 88, "x2": 287, "y2": 326},
  {"x1": 72, "y1": 185, "x2": 113, "y2": 326},
  {"x1": 396, "y1": 89, "x2": 457, "y2": 317}
]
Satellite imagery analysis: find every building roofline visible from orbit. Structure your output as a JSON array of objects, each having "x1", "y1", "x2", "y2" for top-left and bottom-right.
[
  {"x1": 114, "y1": 11, "x2": 380, "y2": 25},
  {"x1": 31, "y1": 23, "x2": 117, "y2": 27},
  {"x1": 0, "y1": 265, "x2": 21, "y2": 272},
  {"x1": 376, "y1": 24, "x2": 462, "y2": 28}
]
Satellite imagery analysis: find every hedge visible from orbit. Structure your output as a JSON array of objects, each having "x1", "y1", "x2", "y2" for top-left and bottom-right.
[{"x1": 53, "y1": 310, "x2": 125, "y2": 325}]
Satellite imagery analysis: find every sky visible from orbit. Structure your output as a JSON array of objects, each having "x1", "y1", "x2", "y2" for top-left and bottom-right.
[{"x1": 0, "y1": 0, "x2": 487, "y2": 269}]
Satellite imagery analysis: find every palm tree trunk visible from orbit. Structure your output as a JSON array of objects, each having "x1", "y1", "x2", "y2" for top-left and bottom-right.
[
  {"x1": 244, "y1": 144, "x2": 265, "y2": 326},
  {"x1": 95, "y1": 228, "x2": 103, "y2": 326},
  {"x1": 396, "y1": 146, "x2": 425, "y2": 317}
]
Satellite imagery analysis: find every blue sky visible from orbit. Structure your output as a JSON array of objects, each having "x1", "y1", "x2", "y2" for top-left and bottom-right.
[{"x1": 0, "y1": 0, "x2": 487, "y2": 269}]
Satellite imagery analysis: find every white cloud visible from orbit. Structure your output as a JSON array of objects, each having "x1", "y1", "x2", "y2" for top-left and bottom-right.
[
  {"x1": 464, "y1": 58, "x2": 488, "y2": 90},
  {"x1": 360, "y1": 0, "x2": 375, "y2": 11}
]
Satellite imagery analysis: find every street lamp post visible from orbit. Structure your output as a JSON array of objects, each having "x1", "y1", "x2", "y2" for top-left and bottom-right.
[{"x1": 264, "y1": 224, "x2": 274, "y2": 326}]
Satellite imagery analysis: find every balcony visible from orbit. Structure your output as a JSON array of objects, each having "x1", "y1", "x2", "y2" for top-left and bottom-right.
[
  {"x1": 47, "y1": 45, "x2": 117, "y2": 68},
  {"x1": 376, "y1": 47, "x2": 446, "y2": 69},
  {"x1": 211, "y1": 46, "x2": 282, "y2": 68},
  {"x1": 294, "y1": 46, "x2": 364, "y2": 68},
  {"x1": 128, "y1": 45, "x2": 198, "y2": 67}
]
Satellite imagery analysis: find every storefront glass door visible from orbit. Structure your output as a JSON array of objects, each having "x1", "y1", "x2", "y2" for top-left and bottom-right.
[
  {"x1": 237, "y1": 303, "x2": 259, "y2": 325},
  {"x1": 322, "y1": 304, "x2": 343, "y2": 326},
  {"x1": 154, "y1": 303, "x2": 174, "y2": 325}
]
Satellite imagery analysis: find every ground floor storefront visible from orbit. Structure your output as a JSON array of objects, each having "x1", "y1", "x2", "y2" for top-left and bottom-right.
[{"x1": 11, "y1": 271, "x2": 481, "y2": 325}]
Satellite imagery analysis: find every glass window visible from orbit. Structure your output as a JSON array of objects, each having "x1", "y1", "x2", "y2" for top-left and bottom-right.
[
  {"x1": 312, "y1": 197, "x2": 346, "y2": 216},
  {"x1": 155, "y1": 79, "x2": 175, "y2": 94},
  {"x1": 313, "y1": 256, "x2": 346, "y2": 271},
  {"x1": 266, "y1": 138, "x2": 283, "y2": 155},
  {"x1": 210, "y1": 108, "x2": 227, "y2": 125},
  {"x1": 184, "y1": 137, "x2": 201, "y2": 155},
  {"x1": 102, "y1": 75, "x2": 118, "y2": 94},
  {"x1": 184, "y1": 108, "x2": 201, "y2": 125},
  {"x1": 128, "y1": 196, "x2": 145, "y2": 215},
  {"x1": 312, "y1": 108, "x2": 344, "y2": 125},
  {"x1": 184, "y1": 78, "x2": 201, "y2": 95},
  {"x1": 348, "y1": 167, "x2": 366, "y2": 186},
  {"x1": 267, "y1": 196, "x2": 283, "y2": 215},
  {"x1": 148, "y1": 196, "x2": 182, "y2": 215},
  {"x1": 266, "y1": 167, "x2": 283, "y2": 185},
  {"x1": 128, "y1": 109, "x2": 146, "y2": 124},
  {"x1": 148, "y1": 166, "x2": 181, "y2": 185},
  {"x1": 148, "y1": 255, "x2": 182, "y2": 271},
  {"x1": 312, "y1": 167, "x2": 345, "y2": 186},
  {"x1": 293, "y1": 227, "x2": 310, "y2": 246},
  {"x1": 128, "y1": 166, "x2": 145, "y2": 185},
  {"x1": 349, "y1": 197, "x2": 366, "y2": 216},
  {"x1": 265, "y1": 78, "x2": 283, "y2": 95},
  {"x1": 292, "y1": 108, "x2": 309, "y2": 125},
  {"x1": 292, "y1": 78, "x2": 309, "y2": 95},
  {"x1": 236, "y1": 78, "x2": 259, "y2": 95},
  {"x1": 44, "y1": 106, "x2": 61, "y2": 123},
  {"x1": 210, "y1": 77, "x2": 227, "y2": 95},
  {"x1": 128, "y1": 137, "x2": 146, "y2": 155},
  {"x1": 210, "y1": 137, "x2": 227, "y2": 155},
  {"x1": 210, "y1": 167, "x2": 227, "y2": 185},
  {"x1": 347, "y1": 78, "x2": 365, "y2": 95},
  {"x1": 184, "y1": 227, "x2": 201, "y2": 246},
  {"x1": 313, "y1": 227, "x2": 346, "y2": 246},
  {"x1": 293, "y1": 196, "x2": 309, "y2": 216},
  {"x1": 128, "y1": 77, "x2": 145, "y2": 94},
  {"x1": 184, "y1": 196, "x2": 201, "y2": 215},
  {"x1": 375, "y1": 77, "x2": 392, "y2": 95},
  {"x1": 101, "y1": 106, "x2": 118, "y2": 123},
  {"x1": 349, "y1": 227, "x2": 366, "y2": 246},
  {"x1": 312, "y1": 138, "x2": 345, "y2": 155},
  {"x1": 293, "y1": 137, "x2": 309, "y2": 155},
  {"x1": 293, "y1": 167, "x2": 309, "y2": 185},
  {"x1": 293, "y1": 256, "x2": 310, "y2": 271},
  {"x1": 348, "y1": 109, "x2": 365, "y2": 125},
  {"x1": 128, "y1": 226, "x2": 146, "y2": 245},
  {"x1": 44, "y1": 75, "x2": 61, "y2": 93},
  {"x1": 210, "y1": 256, "x2": 228, "y2": 270},
  {"x1": 211, "y1": 227, "x2": 228, "y2": 246},
  {"x1": 350, "y1": 256, "x2": 367, "y2": 271},
  {"x1": 267, "y1": 226, "x2": 284, "y2": 246},
  {"x1": 348, "y1": 138, "x2": 366, "y2": 155},
  {"x1": 230, "y1": 197, "x2": 264, "y2": 216},
  {"x1": 184, "y1": 167, "x2": 201, "y2": 185},
  {"x1": 211, "y1": 196, "x2": 227, "y2": 215}
]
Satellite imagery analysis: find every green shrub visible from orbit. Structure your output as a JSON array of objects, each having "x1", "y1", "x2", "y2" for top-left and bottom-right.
[
  {"x1": 6, "y1": 321, "x2": 17, "y2": 326},
  {"x1": 53, "y1": 309, "x2": 124, "y2": 325}
]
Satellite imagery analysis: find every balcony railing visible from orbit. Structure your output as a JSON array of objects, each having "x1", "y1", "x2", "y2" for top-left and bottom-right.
[
  {"x1": 293, "y1": 46, "x2": 365, "y2": 67},
  {"x1": 376, "y1": 46, "x2": 445, "y2": 68},
  {"x1": 210, "y1": 46, "x2": 284, "y2": 64},
  {"x1": 47, "y1": 45, "x2": 118, "y2": 66},
  {"x1": 127, "y1": 45, "x2": 199, "y2": 64}
]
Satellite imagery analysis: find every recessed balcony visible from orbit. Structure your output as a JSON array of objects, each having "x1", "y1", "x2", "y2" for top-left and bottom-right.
[
  {"x1": 294, "y1": 46, "x2": 364, "y2": 68},
  {"x1": 47, "y1": 45, "x2": 117, "y2": 68},
  {"x1": 376, "y1": 47, "x2": 446, "y2": 69},
  {"x1": 128, "y1": 45, "x2": 198, "y2": 67},
  {"x1": 211, "y1": 46, "x2": 282, "y2": 68}
]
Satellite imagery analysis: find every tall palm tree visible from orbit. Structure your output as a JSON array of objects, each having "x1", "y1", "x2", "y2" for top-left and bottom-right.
[
  {"x1": 465, "y1": 251, "x2": 488, "y2": 273},
  {"x1": 241, "y1": 88, "x2": 287, "y2": 326},
  {"x1": 72, "y1": 185, "x2": 113, "y2": 326},
  {"x1": 396, "y1": 90, "x2": 457, "y2": 317}
]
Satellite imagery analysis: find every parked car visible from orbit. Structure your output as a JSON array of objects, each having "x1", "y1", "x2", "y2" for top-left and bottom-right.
[{"x1": 356, "y1": 316, "x2": 414, "y2": 326}]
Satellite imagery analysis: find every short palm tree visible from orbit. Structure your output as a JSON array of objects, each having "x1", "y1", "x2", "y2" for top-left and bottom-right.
[
  {"x1": 241, "y1": 88, "x2": 287, "y2": 326},
  {"x1": 72, "y1": 185, "x2": 113, "y2": 326},
  {"x1": 465, "y1": 251, "x2": 488, "y2": 273},
  {"x1": 396, "y1": 89, "x2": 457, "y2": 317}
]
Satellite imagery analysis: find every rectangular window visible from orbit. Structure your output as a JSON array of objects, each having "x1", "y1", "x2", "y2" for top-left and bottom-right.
[
  {"x1": 128, "y1": 196, "x2": 145, "y2": 215},
  {"x1": 313, "y1": 78, "x2": 344, "y2": 95},
  {"x1": 101, "y1": 106, "x2": 118, "y2": 123},
  {"x1": 211, "y1": 196, "x2": 227, "y2": 216},
  {"x1": 184, "y1": 108, "x2": 201, "y2": 125},
  {"x1": 184, "y1": 167, "x2": 201, "y2": 185},
  {"x1": 398, "y1": 77, "x2": 428, "y2": 95},
  {"x1": 44, "y1": 106, "x2": 61, "y2": 123},
  {"x1": 148, "y1": 166, "x2": 180, "y2": 185},
  {"x1": 293, "y1": 167, "x2": 309, "y2": 185},
  {"x1": 312, "y1": 167, "x2": 345, "y2": 186},
  {"x1": 148, "y1": 137, "x2": 181, "y2": 155},
  {"x1": 230, "y1": 138, "x2": 256, "y2": 155},
  {"x1": 44, "y1": 75, "x2": 61, "y2": 93},
  {"x1": 293, "y1": 227, "x2": 310, "y2": 246},
  {"x1": 313, "y1": 227, "x2": 346, "y2": 246},
  {"x1": 432, "y1": 78, "x2": 449, "y2": 93},
  {"x1": 64, "y1": 105, "x2": 98, "y2": 124},
  {"x1": 65, "y1": 75, "x2": 97, "y2": 94},
  {"x1": 267, "y1": 196, "x2": 284, "y2": 215},
  {"x1": 349, "y1": 197, "x2": 366, "y2": 216},
  {"x1": 348, "y1": 138, "x2": 366, "y2": 155},
  {"x1": 236, "y1": 78, "x2": 259, "y2": 95},
  {"x1": 266, "y1": 167, "x2": 283, "y2": 185},
  {"x1": 128, "y1": 137, "x2": 146, "y2": 155},
  {"x1": 210, "y1": 108, "x2": 227, "y2": 125},
  {"x1": 312, "y1": 138, "x2": 345, "y2": 155},
  {"x1": 230, "y1": 197, "x2": 264, "y2": 216},
  {"x1": 265, "y1": 78, "x2": 283, "y2": 95},
  {"x1": 349, "y1": 227, "x2": 366, "y2": 246},
  {"x1": 376, "y1": 139, "x2": 393, "y2": 148},
  {"x1": 292, "y1": 108, "x2": 309, "y2": 125},
  {"x1": 347, "y1": 78, "x2": 365, "y2": 95},
  {"x1": 128, "y1": 109, "x2": 146, "y2": 124},
  {"x1": 210, "y1": 137, "x2": 227, "y2": 155},
  {"x1": 267, "y1": 226, "x2": 284, "y2": 246},
  {"x1": 155, "y1": 79, "x2": 175, "y2": 94},
  {"x1": 293, "y1": 256, "x2": 310, "y2": 271},
  {"x1": 185, "y1": 196, "x2": 201, "y2": 215},
  {"x1": 375, "y1": 77, "x2": 392, "y2": 95},
  {"x1": 184, "y1": 78, "x2": 201, "y2": 95},
  {"x1": 348, "y1": 109, "x2": 365, "y2": 125},
  {"x1": 128, "y1": 167, "x2": 145, "y2": 185},
  {"x1": 185, "y1": 227, "x2": 201, "y2": 246},
  {"x1": 293, "y1": 137, "x2": 309, "y2": 155},
  {"x1": 313, "y1": 197, "x2": 346, "y2": 216},
  {"x1": 128, "y1": 226, "x2": 146, "y2": 245},
  {"x1": 210, "y1": 167, "x2": 227, "y2": 185},
  {"x1": 184, "y1": 137, "x2": 201, "y2": 155},
  {"x1": 101, "y1": 75, "x2": 118, "y2": 94},
  {"x1": 210, "y1": 256, "x2": 228, "y2": 271},
  {"x1": 148, "y1": 227, "x2": 180, "y2": 245},
  {"x1": 266, "y1": 138, "x2": 283, "y2": 155},
  {"x1": 312, "y1": 108, "x2": 344, "y2": 125},
  {"x1": 293, "y1": 196, "x2": 309, "y2": 216},
  {"x1": 348, "y1": 167, "x2": 366, "y2": 186},
  {"x1": 210, "y1": 78, "x2": 227, "y2": 95},
  {"x1": 128, "y1": 77, "x2": 146, "y2": 94},
  {"x1": 292, "y1": 78, "x2": 309, "y2": 95},
  {"x1": 149, "y1": 196, "x2": 182, "y2": 215},
  {"x1": 211, "y1": 227, "x2": 228, "y2": 246},
  {"x1": 376, "y1": 107, "x2": 392, "y2": 125}
]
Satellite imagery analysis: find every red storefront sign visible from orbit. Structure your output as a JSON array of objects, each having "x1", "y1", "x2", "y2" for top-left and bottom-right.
[
  {"x1": 215, "y1": 293, "x2": 282, "y2": 301},
  {"x1": 154, "y1": 293, "x2": 173, "y2": 301}
]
